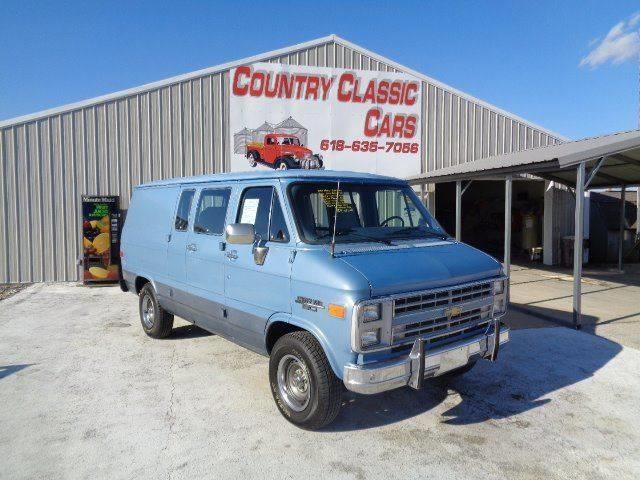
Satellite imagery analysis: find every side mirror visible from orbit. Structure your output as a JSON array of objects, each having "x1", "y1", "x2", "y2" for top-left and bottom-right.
[{"x1": 225, "y1": 223, "x2": 255, "y2": 245}]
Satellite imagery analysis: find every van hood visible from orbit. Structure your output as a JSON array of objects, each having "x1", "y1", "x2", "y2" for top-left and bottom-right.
[{"x1": 334, "y1": 240, "x2": 502, "y2": 297}]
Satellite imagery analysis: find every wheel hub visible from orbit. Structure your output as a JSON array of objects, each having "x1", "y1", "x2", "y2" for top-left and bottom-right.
[
  {"x1": 277, "y1": 354, "x2": 310, "y2": 412},
  {"x1": 142, "y1": 294, "x2": 155, "y2": 328}
]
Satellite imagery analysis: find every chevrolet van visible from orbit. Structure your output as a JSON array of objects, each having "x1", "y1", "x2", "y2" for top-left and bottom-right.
[{"x1": 120, "y1": 170, "x2": 509, "y2": 429}]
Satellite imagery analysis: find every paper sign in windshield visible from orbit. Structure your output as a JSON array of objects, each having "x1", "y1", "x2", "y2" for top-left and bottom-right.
[
  {"x1": 240, "y1": 198, "x2": 260, "y2": 224},
  {"x1": 318, "y1": 189, "x2": 354, "y2": 212}
]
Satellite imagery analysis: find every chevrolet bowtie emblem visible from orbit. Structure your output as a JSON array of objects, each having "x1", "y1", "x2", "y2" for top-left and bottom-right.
[{"x1": 446, "y1": 306, "x2": 462, "y2": 319}]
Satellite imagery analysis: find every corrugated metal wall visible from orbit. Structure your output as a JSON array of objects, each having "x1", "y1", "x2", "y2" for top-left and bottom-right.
[
  {"x1": 0, "y1": 39, "x2": 561, "y2": 283},
  {"x1": 551, "y1": 185, "x2": 577, "y2": 265}
]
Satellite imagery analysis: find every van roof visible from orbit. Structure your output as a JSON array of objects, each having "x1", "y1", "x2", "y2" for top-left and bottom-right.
[{"x1": 137, "y1": 169, "x2": 404, "y2": 188}]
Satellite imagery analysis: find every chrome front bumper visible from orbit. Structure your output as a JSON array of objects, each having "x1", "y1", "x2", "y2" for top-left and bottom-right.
[{"x1": 343, "y1": 325, "x2": 510, "y2": 395}]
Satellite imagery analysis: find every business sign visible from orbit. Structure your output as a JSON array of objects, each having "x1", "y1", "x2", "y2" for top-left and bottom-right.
[
  {"x1": 229, "y1": 62, "x2": 422, "y2": 177},
  {"x1": 81, "y1": 195, "x2": 120, "y2": 284}
]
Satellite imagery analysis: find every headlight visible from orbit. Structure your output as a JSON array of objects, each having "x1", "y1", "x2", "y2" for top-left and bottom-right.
[
  {"x1": 360, "y1": 304, "x2": 380, "y2": 323},
  {"x1": 352, "y1": 301, "x2": 392, "y2": 352},
  {"x1": 361, "y1": 329, "x2": 381, "y2": 348},
  {"x1": 493, "y1": 279, "x2": 507, "y2": 315},
  {"x1": 493, "y1": 295, "x2": 506, "y2": 315}
]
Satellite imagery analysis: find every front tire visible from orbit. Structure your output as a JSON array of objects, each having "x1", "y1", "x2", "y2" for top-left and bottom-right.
[
  {"x1": 138, "y1": 283, "x2": 174, "y2": 338},
  {"x1": 275, "y1": 159, "x2": 289, "y2": 170},
  {"x1": 269, "y1": 331, "x2": 342, "y2": 430}
]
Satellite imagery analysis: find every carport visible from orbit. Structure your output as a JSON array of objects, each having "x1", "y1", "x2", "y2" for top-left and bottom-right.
[{"x1": 409, "y1": 130, "x2": 640, "y2": 329}]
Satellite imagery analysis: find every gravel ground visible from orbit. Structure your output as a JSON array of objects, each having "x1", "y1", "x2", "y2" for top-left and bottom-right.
[
  {"x1": 1, "y1": 283, "x2": 639, "y2": 480},
  {"x1": 0, "y1": 283, "x2": 30, "y2": 301}
]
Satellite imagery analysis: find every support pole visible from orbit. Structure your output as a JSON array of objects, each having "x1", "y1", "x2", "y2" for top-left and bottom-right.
[
  {"x1": 426, "y1": 183, "x2": 436, "y2": 217},
  {"x1": 504, "y1": 176, "x2": 512, "y2": 279},
  {"x1": 618, "y1": 185, "x2": 626, "y2": 271},
  {"x1": 455, "y1": 181, "x2": 462, "y2": 241},
  {"x1": 637, "y1": 186, "x2": 640, "y2": 243},
  {"x1": 543, "y1": 180, "x2": 554, "y2": 265},
  {"x1": 572, "y1": 162, "x2": 585, "y2": 330}
]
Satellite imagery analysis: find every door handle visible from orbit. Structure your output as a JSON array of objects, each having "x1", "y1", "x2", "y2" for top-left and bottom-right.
[
  {"x1": 226, "y1": 250, "x2": 238, "y2": 260},
  {"x1": 186, "y1": 243, "x2": 198, "y2": 252}
]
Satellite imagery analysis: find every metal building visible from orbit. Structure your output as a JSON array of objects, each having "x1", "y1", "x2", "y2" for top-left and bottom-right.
[{"x1": 0, "y1": 34, "x2": 564, "y2": 283}]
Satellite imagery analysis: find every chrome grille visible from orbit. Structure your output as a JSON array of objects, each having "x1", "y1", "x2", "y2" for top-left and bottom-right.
[
  {"x1": 391, "y1": 280, "x2": 494, "y2": 347},
  {"x1": 394, "y1": 281, "x2": 493, "y2": 316}
]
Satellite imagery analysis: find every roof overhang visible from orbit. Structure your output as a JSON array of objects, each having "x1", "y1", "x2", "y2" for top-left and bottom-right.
[{"x1": 407, "y1": 129, "x2": 640, "y2": 188}]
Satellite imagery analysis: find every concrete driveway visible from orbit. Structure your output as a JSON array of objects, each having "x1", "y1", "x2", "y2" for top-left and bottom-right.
[
  {"x1": 1, "y1": 282, "x2": 639, "y2": 479},
  {"x1": 506, "y1": 264, "x2": 640, "y2": 349}
]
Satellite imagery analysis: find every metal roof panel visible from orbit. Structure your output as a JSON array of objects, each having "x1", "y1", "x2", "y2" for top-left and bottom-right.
[{"x1": 408, "y1": 129, "x2": 640, "y2": 187}]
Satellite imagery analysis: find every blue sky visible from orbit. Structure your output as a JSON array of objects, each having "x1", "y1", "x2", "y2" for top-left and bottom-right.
[{"x1": 1, "y1": 0, "x2": 639, "y2": 139}]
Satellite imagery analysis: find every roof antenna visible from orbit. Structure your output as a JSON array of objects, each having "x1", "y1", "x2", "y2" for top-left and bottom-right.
[{"x1": 330, "y1": 180, "x2": 340, "y2": 257}]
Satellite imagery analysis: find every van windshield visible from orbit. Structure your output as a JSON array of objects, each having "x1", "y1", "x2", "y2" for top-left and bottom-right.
[{"x1": 288, "y1": 182, "x2": 447, "y2": 245}]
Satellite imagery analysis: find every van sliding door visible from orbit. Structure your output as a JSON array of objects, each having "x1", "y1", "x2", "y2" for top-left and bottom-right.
[{"x1": 184, "y1": 187, "x2": 232, "y2": 334}]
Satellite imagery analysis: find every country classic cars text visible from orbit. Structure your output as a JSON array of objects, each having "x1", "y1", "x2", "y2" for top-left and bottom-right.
[{"x1": 231, "y1": 65, "x2": 419, "y2": 138}]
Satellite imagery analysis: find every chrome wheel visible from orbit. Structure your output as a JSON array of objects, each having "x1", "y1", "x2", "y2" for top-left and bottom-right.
[
  {"x1": 141, "y1": 294, "x2": 155, "y2": 328},
  {"x1": 277, "y1": 354, "x2": 310, "y2": 412},
  {"x1": 277, "y1": 161, "x2": 288, "y2": 170}
]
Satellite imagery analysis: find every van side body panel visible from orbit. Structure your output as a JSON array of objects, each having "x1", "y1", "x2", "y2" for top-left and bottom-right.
[{"x1": 121, "y1": 185, "x2": 180, "y2": 296}]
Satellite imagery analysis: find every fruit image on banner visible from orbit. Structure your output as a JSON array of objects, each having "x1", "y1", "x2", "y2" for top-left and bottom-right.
[{"x1": 81, "y1": 196, "x2": 121, "y2": 284}]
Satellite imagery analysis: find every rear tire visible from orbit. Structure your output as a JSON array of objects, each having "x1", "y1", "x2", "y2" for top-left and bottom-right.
[
  {"x1": 269, "y1": 331, "x2": 342, "y2": 430},
  {"x1": 138, "y1": 283, "x2": 174, "y2": 339}
]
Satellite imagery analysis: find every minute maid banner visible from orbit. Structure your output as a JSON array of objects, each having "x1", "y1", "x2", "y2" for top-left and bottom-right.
[{"x1": 229, "y1": 62, "x2": 422, "y2": 177}]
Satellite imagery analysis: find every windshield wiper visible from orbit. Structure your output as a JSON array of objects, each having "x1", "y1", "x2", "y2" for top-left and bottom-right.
[
  {"x1": 386, "y1": 227, "x2": 448, "y2": 240},
  {"x1": 335, "y1": 229, "x2": 395, "y2": 246}
]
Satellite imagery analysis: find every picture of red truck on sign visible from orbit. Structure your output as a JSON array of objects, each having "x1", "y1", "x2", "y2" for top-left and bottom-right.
[
  {"x1": 246, "y1": 133, "x2": 323, "y2": 170},
  {"x1": 233, "y1": 116, "x2": 323, "y2": 170}
]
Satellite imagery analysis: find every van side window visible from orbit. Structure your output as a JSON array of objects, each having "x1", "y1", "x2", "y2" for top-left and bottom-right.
[
  {"x1": 237, "y1": 187, "x2": 289, "y2": 243},
  {"x1": 194, "y1": 189, "x2": 230, "y2": 235},
  {"x1": 269, "y1": 192, "x2": 289, "y2": 243},
  {"x1": 174, "y1": 190, "x2": 195, "y2": 231},
  {"x1": 237, "y1": 187, "x2": 272, "y2": 240}
]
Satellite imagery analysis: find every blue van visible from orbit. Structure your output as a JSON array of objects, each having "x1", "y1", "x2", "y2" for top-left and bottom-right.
[{"x1": 120, "y1": 170, "x2": 509, "y2": 429}]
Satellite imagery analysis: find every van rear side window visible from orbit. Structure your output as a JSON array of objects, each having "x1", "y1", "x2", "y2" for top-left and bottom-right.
[
  {"x1": 194, "y1": 189, "x2": 230, "y2": 235},
  {"x1": 174, "y1": 190, "x2": 195, "y2": 231}
]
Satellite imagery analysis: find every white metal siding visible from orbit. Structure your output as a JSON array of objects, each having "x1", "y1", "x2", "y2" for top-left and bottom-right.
[{"x1": 0, "y1": 38, "x2": 561, "y2": 282}]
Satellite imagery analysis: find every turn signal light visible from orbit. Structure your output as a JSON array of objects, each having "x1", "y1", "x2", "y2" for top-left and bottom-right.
[{"x1": 328, "y1": 304, "x2": 346, "y2": 319}]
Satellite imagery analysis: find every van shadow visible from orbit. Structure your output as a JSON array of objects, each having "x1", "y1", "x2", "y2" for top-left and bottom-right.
[
  {"x1": 167, "y1": 324, "x2": 213, "y2": 340},
  {"x1": 324, "y1": 308, "x2": 622, "y2": 431},
  {"x1": 0, "y1": 364, "x2": 33, "y2": 380}
]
